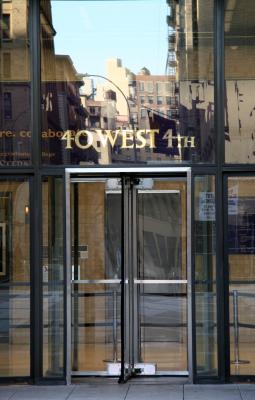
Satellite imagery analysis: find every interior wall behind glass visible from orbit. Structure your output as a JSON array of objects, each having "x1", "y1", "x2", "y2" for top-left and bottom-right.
[
  {"x1": 0, "y1": 1, "x2": 31, "y2": 166},
  {"x1": 40, "y1": 0, "x2": 214, "y2": 165},
  {"x1": 42, "y1": 177, "x2": 64, "y2": 377},
  {"x1": 194, "y1": 175, "x2": 217, "y2": 376},
  {"x1": 225, "y1": 0, "x2": 255, "y2": 163},
  {"x1": 0, "y1": 179, "x2": 30, "y2": 377}
]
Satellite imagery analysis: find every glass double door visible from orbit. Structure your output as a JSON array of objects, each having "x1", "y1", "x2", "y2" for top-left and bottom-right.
[{"x1": 69, "y1": 176, "x2": 188, "y2": 378}]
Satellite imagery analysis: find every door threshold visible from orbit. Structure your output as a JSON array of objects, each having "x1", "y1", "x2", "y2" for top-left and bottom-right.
[{"x1": 71, "y1": 376, "x2": 190, "y2": 385}]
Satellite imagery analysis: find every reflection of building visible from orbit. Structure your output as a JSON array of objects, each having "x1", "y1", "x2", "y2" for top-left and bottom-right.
[
  {"x1": 40, "y1": 2, "x2": 98, "y2": 164},
  {"x1": 80, "y1": 95, "x2": 117, "y2": 164},
  {"x1": 0, "y1": 0, "x2": 31, "y2": 165},
  {"x1": 96, "y1": 58, "x2": 131, "y2": 125},
  {"x1": 166, "y1": 0, "x2": 215, "y2": 162},
  {"x1": 134, "y1": 68, "x2": 178, "y2": 129}
]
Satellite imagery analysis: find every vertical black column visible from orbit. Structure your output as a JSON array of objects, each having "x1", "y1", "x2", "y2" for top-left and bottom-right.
[
  {"x1": 73, "y1": 183, "x2": 79, "y2": 371},
  {"x1": 30, "y1": 0, "x2": 42, "y2": 381},
  {"x1": 119, "y1": 175, "x2": 126, "y2": 383},
  {"x1": 215, "y1": 0, "x2": 227, "y2": 382}
]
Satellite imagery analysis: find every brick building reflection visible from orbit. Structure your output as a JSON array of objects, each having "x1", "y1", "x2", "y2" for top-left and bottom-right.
[{"x1": 0, "y1": 0, "x2": 31, "y2": 165}]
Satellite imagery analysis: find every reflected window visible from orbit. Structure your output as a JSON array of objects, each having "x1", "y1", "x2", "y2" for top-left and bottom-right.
[
  {"x1": 138, "y1": 81, "x2": 144, "y2": 91},
  {"x1": 145, "y1": 81, "x2": 154, "y2": 93},
  {"x1": 140, "y1": 96, "x2": 145, "y2": 105},
  {"x1": 156, "y1": 82, "x2": 164, "y2": 94},
  {"x1": 140, "y1": 108, "x2": 147, "y2": 119},
  {"x1": 157, "y1": 96, "x2": 163, "y2": 105},
  {"x1": 2, "y1": 14, "x2": 10, "y2": 40},
  {"x1": 148, "y1": 96, "x2": 154, "y2": 104},
  {"x1": 3, "y1": 53, "x2": 11, "y2": 79},
  {"x1": 3, "y1": 93, "x2": 12, "y2": 120}
]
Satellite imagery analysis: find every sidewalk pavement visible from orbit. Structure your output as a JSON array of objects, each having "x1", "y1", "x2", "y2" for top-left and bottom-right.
[{"x1": 0, "y1": 382, "x2": 255, "y2": 400}]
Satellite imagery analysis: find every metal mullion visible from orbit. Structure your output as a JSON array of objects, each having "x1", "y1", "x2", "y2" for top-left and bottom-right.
[
  {"x1": 132, "y1": 181, "x2": 138, "y2": 368},
  {"x1": 223, "y1": 165, "x2": 255, "y2": 172},
  {"x1": 190, "y1": 170, "x2": 197, "y2": 382},
  {"x1": 191, "y1": 166, "x2": 217, "y2": 175},
  {"x1": 0, "y1": 168, "x2": 34, "y2": 175},
  {"x1": 65, "y1": 170, "x2": 72, "y2": 384},
  {"x1": 134, "y1": 280, "x2": 187, "y2": 284},
  {"x1": 60, "y1": 172, "x2": 68, "y2": 382},
  {"x1": 72, "y1": 280, "x2": 121, "y2": 284},
  {"x1": 30, "y1": 173, "x2": 42, "y2": 381},
  {"x1": 119, "y1": 176, "x2": 125, "y2": 383},
  {"x1": 40, "y1": 172, "x2": 66, "y2": 381},
  {"x1": 30, "y1": 0, "x2": 41, "y2": 170},
  {"x1": 214, "y1": 0, "x2": 226, "y2": 383},
  {"x1": 29, "y1": 0, "x2": 42, "y2": 382},
  {"x1": 192, "y1": 170, "x2": 216, "y2": 382},
  {"x1": 223, "y1": 174, "x2": 230, "y2": 378}
]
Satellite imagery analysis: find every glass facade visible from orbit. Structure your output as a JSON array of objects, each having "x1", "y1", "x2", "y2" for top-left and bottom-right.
[
  {"x1": 225, "y1": 1, "x2": 255, "y2": 163},
  {"x1": 0, "y1": 0, "x2": 31, "y2": 166},
  {"x1": 0, "y1": 179, "x2": 30, "y2": 376},
  {"x1": 40, "y1": 0, "x2": 214, "y2": 165},
  {"x1": 0, "y1": 0, "x2": 255, "y2": 385},
  {"x1": 228, "y1": 177, "x2": 255, "y2": 375}
]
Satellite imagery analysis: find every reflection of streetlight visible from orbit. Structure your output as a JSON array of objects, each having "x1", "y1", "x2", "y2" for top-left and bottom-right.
[
  {"x1": 83, "y1": 73, "x2": 132, "y2": 128},
  {"x1": 83, "y1": 73, "x2": 137, "y2": 161}
]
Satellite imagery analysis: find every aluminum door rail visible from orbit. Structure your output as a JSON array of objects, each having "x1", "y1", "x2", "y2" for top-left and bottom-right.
[
  {"x1": 71, "y1": 279, "x2": 121, "y2": 284},
  {"x1": 134, "y1": 279, "x2": 187, "y2": 284}
]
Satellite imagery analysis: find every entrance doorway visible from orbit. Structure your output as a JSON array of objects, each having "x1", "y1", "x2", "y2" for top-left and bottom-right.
[{"x1": 66, "y1": 169, "x2": 192, "y2": 381}]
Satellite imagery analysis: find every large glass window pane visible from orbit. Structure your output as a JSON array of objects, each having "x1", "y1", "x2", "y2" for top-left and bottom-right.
[
  {"x1": 0, "y1": 179, "x2": 30, "y2": 376},
  {"x1": 40, "y1": 0, "x2": 214, "y2": 165},
  {"x1": 225, "y1": 1, "x2": 255, "y2": 163},
  {"x1": 194, "y1": 176, "x2": 217, "y2": 376},
  {"x1": 228, "y1": 177, "x2": 255, "y2": 375},
  {"x1": 0, "y1": 1, "x2": 31, "y2": 166},
  {"x1": 137, "y1": 179, "x2": 188, "y2": 372},
  {"x1": 42, "y1": 177, "x2": 64, "y2": 377}
]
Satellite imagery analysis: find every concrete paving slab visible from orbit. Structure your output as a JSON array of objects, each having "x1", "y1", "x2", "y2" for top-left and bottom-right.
[
  {"x1": 240, "y1": 393, "x2": 255, "y2": 400},
  {"x1": 10, "y1": 385, "x2": 74, "y2": 400},
  {"x1": 126, "y1": 384, "x2": 183, "y2": 400},
  {"x1": 0, "y1": 386, "x2": 18, "y2": 400},
  {"x1": 184, "y1": 385, "x2": 241, "y2": 400},
  {"x1": 69, "y1": 384, "x2": 128, "y2": 400},
  {"x1": 238, "y1": 384, "x2": 255, "y2": 400}
]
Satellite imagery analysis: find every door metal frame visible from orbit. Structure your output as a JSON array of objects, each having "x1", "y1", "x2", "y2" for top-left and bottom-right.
[{"x1": 65, "y1": 167, "x2": 192, "y2": 384}]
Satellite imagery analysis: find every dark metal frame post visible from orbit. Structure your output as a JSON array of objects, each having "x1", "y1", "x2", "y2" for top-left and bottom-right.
[
  {"x1": 30, "y1": 0, "x2": 42, "y2": 382},
  {"x1": 215, "y1": 0, "x2": 227, "y2": 383},
  {"x1": 119, "y1": 175, "x2": 126, "y2": 383}
]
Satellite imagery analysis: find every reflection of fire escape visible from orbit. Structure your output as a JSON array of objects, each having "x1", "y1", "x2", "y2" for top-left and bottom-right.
[
  {"x1": 166, "y1": 0, "x2": 178, "y2": 78},
  {"x1": 166, "y1": 0, "x2": 180, "y2": 129}
]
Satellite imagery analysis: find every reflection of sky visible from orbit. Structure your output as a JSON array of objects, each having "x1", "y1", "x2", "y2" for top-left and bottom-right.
[{"x1": 52, "y1": 0, "x2": 168, "y2": 76}]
